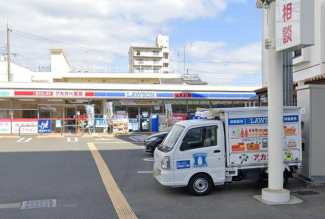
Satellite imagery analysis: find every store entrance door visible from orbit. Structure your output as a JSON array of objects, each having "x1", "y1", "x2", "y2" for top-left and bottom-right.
[
  {"x1": 127, "y1": 107, "x2": 139, "y2": 132},
  {"x1": 127, "y1": 106, "x2": 152, "y2": 133},
  {"x1": 63, "y1": 106, "x2": 77, "y2": 133},
  {"x1": 139, "y1": 107, "x2": 151, "y2": 132}
]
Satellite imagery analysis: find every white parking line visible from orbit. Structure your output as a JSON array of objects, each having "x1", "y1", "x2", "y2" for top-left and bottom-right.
[
  {"x1": 137, "y1": 171, "x2": 152, "y2": 174},
  {"x1": 143, "y1": 158, "x2": 155, "y2": 162},
  {"x1": 17, "y1": 138, "x2": 25, "y2": 143},
  {"x1": 67, "y1": 137, "x2": 78, "y2": 142},
  {"x1": 17, "y1": 138, "x2": 32, "y2": 143},
  {"x1": 129, "y1": 137, "x2": 138, "y2": 142},
  {"x1": 25, "y1": 138, "x2": 32, "y2": 142}
]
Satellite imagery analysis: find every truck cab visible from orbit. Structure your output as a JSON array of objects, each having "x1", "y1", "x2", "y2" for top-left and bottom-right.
[{"x1": 153, "y1": 119, "x2": 226, "y2": 196}]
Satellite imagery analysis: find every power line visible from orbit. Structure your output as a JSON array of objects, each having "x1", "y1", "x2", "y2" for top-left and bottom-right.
[{"x1": 12, "y1": 29, "x2": 128, "y2": 57}]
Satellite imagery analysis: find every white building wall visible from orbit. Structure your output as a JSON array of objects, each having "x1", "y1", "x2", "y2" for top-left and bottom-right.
[
  {"x1": 0, "y1": 60, "x2": 33, "y2": 82},
  {"x1": 293, "y1": 0, "x2": 325, "y2": 82},
  {"x1": 50, "y1": 49, "x2": 71, "y2": 74}
]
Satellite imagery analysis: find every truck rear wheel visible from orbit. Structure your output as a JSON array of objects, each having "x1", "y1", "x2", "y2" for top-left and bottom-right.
[{"x1": 188, "y1": 174, "x2": 212, "y2": 196}]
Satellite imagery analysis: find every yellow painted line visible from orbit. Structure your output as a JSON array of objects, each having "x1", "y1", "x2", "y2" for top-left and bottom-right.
[{"x1": 88, "y1": 143, "x2": 138, "y2": 219}]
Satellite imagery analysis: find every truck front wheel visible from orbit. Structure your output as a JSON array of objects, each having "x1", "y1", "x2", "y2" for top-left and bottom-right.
[{"x1": 188, "y1": 173, "x2": 212, "y2": 196}]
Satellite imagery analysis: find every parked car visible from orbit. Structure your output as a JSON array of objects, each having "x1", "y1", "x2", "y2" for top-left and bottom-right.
[{"x1": 144, "y1": 132, "x2": 168, "y2": 153}]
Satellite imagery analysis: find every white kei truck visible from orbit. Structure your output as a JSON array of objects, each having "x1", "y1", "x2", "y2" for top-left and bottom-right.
[{"x1": 153, "y1": 107, "x2": 302, "y2": 196}]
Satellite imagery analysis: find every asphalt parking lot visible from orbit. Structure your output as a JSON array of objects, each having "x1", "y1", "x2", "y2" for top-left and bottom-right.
[{"x1": 0, "y1": 135, "x2": 324, "y2": 219}]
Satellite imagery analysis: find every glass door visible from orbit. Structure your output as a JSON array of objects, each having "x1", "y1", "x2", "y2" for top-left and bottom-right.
[
  {"x1": 139, "y1": 107, "x2": 151, "y2": 132},
  {"x1": 127, "y1": 107, "x2": 139, "y2": 132},
  {"x1": 63, "y1": 106, "x2": 77, "y2": 133}
]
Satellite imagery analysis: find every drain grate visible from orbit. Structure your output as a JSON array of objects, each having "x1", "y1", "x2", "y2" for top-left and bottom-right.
[
  {"x1": 297, "y1": 191, "x2": 320, "y2": 196},
  {"x1": 21, "y1": 199, "x2": 57, "y2": 209}
]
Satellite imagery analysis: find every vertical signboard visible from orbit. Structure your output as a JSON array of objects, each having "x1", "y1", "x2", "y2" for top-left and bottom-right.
[
  {"x1": 276, "y1": 0, "x2": 314, "y2": 52},
  {"x1": 85, "y1": 105, "x2": 95, "y2": 127},
  {"x1": 165, "y1": 104, "x2": 173, "y2": 126}
]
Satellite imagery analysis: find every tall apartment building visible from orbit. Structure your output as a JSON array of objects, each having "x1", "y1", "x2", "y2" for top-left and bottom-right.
[{"x1": 129, "y1": 34, "x2": 169, "y2": 73}]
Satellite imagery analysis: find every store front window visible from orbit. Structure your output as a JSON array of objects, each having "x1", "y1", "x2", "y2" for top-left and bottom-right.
[
  {"x1": 187, "y1": 100, "x2": 211, "y2": 113},
  {"x1": 211, "y1": 101, "x2": 233, "y2": 108}
]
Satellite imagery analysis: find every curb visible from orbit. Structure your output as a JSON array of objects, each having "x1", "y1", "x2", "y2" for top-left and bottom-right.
[{"x1": 0, "y1": 136, "x2": 20, "y2": 139}]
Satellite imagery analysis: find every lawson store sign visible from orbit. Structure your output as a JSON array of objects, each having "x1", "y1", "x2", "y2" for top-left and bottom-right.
[{"x1": 0, "y1": 89, "x2": 255, "y2": 100}]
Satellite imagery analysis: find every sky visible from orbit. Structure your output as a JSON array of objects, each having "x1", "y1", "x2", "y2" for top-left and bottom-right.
[{"x1": 0, "y1": 0, "x2": 262, "y2": 86}]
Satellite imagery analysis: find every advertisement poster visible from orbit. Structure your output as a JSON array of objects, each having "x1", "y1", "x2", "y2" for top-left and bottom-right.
[
  {"x1": 85, "y1": 104, "x2": 95, "y2": 127},
  {"x1": 228, "y1": 115, "x2": 300, "y2": 166},
  {"x1": 95, "y1": 118, "x2": 108, "y2": 128},
  {"x1": 12, "y1": 119, "x2": 38, "y2": 134},
  {"x1": 105, "y1": 102, "x2": 114, "y2": 119},
  {"x1": 0, "y1": 119, "x2": 11, "y2": 134},
  {"x1": 55, "y1": 120, "x2": 62, "y2": 128},
  {"x1": 38, "y1": 120, "x2": 51, "y2": 133},
  {"x1": 165, "y1": 104, "x2": 172, "y2": 126}
]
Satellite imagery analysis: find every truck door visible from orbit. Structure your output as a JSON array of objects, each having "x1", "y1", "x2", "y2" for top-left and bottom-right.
[{"x1": 173, "y1": 125, "x2": 225, "y2": 185}]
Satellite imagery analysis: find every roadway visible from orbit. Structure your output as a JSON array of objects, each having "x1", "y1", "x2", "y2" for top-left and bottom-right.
[{"x1": 0, "y1": 135, "x2": 324, "y2": 219}]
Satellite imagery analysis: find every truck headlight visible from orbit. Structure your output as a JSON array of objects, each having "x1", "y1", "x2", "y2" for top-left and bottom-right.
[{"x1": 161, "y1": 156, "x2": 170, "y2": 170}]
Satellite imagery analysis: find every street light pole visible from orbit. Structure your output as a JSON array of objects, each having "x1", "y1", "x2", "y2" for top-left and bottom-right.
[{"x1": 262, "y1": 0, "x2": 290, "y2": 203}]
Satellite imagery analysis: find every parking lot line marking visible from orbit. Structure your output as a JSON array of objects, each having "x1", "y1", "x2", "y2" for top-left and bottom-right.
[
  {"x1": 17, "y1": 138, "x2": 25, "y2": 143},
  {"x1": 129, "y1": 137, "x2": 138, "y2": 141},
  {"x1": 88, "y1": 143, "x2": 138, "y2": 219},
  {"x1": 25, "y1": 138, "x2": 32, "y2": 142},
  {"x1": 137, "y1": 171, "x2": 152, "y2": 174}
]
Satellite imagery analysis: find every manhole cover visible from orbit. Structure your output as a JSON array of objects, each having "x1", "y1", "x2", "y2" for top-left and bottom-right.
[
  {"x1": 21, "y1": 199, "x2": 57, "y2": 209},
  {"x1": 297, "y1": 191, "x2": 320, "y2": 196}
]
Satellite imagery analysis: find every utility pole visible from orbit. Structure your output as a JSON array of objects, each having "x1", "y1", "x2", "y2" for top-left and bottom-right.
[{"x1": 6, "y1": 18, "x2": 11, "y2": 82}]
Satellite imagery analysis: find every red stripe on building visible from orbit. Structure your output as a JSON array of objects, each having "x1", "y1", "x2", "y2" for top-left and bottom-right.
[
  {"x1": 14, "y1": 91, "x2": 34, "y2": 96},
  {"x1": 85, "y1": 92, "x2": 95, "y2": 96}
]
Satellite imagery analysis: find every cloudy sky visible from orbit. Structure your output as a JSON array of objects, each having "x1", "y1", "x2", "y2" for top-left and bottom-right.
[{"x1": 0, "y1": 0, "x2": 262, "y2": 86}]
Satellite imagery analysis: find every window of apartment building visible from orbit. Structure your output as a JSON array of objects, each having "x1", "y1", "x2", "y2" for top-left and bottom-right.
[
  {"x1": 138, "y1": 59, "x2": 143, "y2": 64},
  {"x1": 153, "y1": 68, "x2": 160, "y2": 73},
  {"x1": 153, "y1": 50, "x2": 159, "y2": 55},
  {"x1": 137, "y1": 68, "x2": 144, "y2": 73},
  {"x1": 294, "y1": 49, "x2": 302, "y2": 58},
  {"x1": 136, "y1": 50, "x2": 141, "y2": 55},
  {"x1": 153, "y1": 59, "x2": 159, "y2": 64}
]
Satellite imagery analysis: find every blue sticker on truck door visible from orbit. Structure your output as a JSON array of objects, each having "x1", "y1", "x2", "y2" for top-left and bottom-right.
[
  {"x1": 193, "y1": 153, "x2": 207, "y2": 168},
  {"x1": 176, "y1": 160, "x2": 191, "y2": 169}
]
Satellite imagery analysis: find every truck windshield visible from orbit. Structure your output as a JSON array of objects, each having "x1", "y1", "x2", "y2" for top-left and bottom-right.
[{"x1": 161, "y1": 125, "x2": 185, "y2": 151}]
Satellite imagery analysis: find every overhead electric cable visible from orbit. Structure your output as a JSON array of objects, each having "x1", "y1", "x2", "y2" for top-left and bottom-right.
[{"x1": 12, "y1": 29, "x2": 128, "y2": 57}]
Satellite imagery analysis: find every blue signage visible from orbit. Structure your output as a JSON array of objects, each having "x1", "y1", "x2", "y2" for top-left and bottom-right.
[
  {"x1": 228, "y1": 115, "x2": 299, "y2": 126},
  {"x1": 246, "y1": 117, "x2": 268, "y2": 125},
  {"x1": 38, "y1": 120, "x2": 51, "y2": 133},
  {"x1": 193, "y1": 153, "x2": 207, "y2": 168},
  {"x1": 95, "y1": 118, "x2": 108, "y2": 128},
  {"x1": 126, "y1": 92, "x2": 156, "y2": 98},
  {"x1": 177, "y1": 160, "x2": 191, "y2": 169},
  {"x1": 228, "y1": 118, "x2": 245, "y2": 125},
  {"x1": 283, "y1": 115, "x2": 299, "y2": 123}
]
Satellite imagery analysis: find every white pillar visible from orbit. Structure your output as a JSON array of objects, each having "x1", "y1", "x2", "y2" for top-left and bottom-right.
[{"x1": 262, "y1": 1, "x2": 290, "y2": 203}]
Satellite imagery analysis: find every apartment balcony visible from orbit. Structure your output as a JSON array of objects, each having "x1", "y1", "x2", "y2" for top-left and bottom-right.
[
  {"x1": 162, "y1": 58, "x2": 169, "y2": 64},
  {"x1": 133, "y1": 51, "x2": 163, "y2": 57},
  {"x1": 133, "y1": 60, "x2": 163, "y2": 66},
  {"x1": 132, "y1": 69, "x2": 163, "y2": 73}
]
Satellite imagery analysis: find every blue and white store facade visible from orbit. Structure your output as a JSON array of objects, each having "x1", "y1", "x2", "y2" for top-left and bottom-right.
[{"x1": 0, "y1": 83, "x2": 258, "y2": 134}]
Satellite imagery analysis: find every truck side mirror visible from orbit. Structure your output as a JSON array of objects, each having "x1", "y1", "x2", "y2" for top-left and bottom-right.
[{"x1": 180, "y1": 141, "x2": 189, "y2": 151}]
